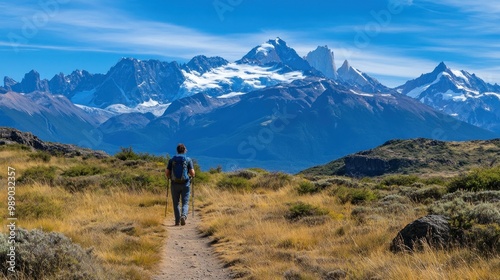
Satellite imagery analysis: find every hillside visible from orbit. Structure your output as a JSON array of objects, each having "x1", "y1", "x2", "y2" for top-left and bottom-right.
[
  {"x1": 0, "y1": 134, "x2": 499, "y2": 279},
  {"x1": 301, "y1": 138, "x2": 500, "y2": 177}
]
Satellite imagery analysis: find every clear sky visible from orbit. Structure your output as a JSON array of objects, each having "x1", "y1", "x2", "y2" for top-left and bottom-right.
[{"x1": 1, "y1": 0, "x2": 499, "y2": 87}]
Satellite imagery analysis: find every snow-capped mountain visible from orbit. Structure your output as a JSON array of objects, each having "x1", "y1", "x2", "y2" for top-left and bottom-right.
[
  {"x1": 1, "y1": 38, "x2": 498, "y2": 172},
  {"x1": 337, "y1": 60, "x2": 390, "y2": 93},
  {"x1": 397, "y1": 62, "x2": 500, "y2": 133},
  {"x1": 305, "y1": 45, "x2": 337, "y2": 80},
  {"x1": 184, "y1": 55, "x2": 229, "y2": 74},
  {"x1": 237, "y1": 37, "x2": 317, "y2": 73}
]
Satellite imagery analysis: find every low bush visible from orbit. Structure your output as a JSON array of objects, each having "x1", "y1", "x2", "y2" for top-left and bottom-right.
[
  {"x1": 253, "y1": 172, "x2": 292, "y2": 190},
  {"x1": 56, "y1": 176, "x2": 101, "y2": 192},
  {"x1": 399, "y1": 185, "x2": 446, "y2": 203},
  {"x1": 0, "y1": 143, "x2": 31, "y2": 151},
  {"x1": 28, "y1": 151, "x2": 51, "y2": 162},
  {"x1": 381, "y1": 175, "x2": 419, "y2": 186},
  {"x1": 217, "y1": 176, "x2": 251, "y2": 191},
  {"x1": 429, "y1": 192, "x2": 500, "y2": 254},
  {"x1": 448, "y1": 166, "x2": 500, "y2": 192},
  {"x1": 0, "y1": 228, "x2": 107, "y2": 279},
  {"x1": 333, "y1": 186, "x2": 378, "y2": 204},
  {"x1": 18, "y1": 166, "x2": 57, "y2": 185},
  {"x1": 228, "y1": 169, "x2": 258, "y2": 180},
  {"x1": 62, "y1": 164, "x2": 104, "y2": 177},
  {"x1": 296, "y1": 180, "x2": 319, "y2": 195},
  {"x1": 285, "y1": 201, "x2": 329, "y2": 221}
]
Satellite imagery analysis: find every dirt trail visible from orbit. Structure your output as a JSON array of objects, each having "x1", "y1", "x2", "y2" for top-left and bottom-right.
[{"x1": 153, "y1": 213, "x2": 232, "y2": 280}]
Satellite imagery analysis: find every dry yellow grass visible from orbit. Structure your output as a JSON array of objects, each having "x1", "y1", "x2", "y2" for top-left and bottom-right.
[
  {"x1": 1, "y1": 146, "x2": 499, "y2": 279},
  {"x1": 197, "y1": 174, "x2": 500, "y2": 279},
  {"x1": 0, "y1": 147, "x2": 167, "y2": 279}
]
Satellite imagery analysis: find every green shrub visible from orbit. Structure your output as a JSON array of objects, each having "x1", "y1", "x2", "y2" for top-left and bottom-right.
[
  {"x1": 0, "y1": 228, "x2": 107, "y2": 279},
  {"x1": 429, "y1": 191, "x2": 500, "y2": 254},
  {"x1": 448, "y1": 166, "x2": 500, "y2": 192},
  {"x1": 296, "y1": 181, "x2": 319, "y2": 195},
  {"x1": 19, "y1": 166, "x2": 57, "y2": 185},
  {"x1": 228, "y1": 169, "x2": 258, "y2": 180},
  {"x1": 28, "y1": 151, "x2": 51, "y2": 162},
  {"x1": 56, "y1": 176, "x2": 101, "y2": 193},
  {"x1": 422, "y1": 176, "x2": 447, "y2": 186},
  {"x1": 115, "y1": 146, "x2": 169, "y2": 164},
  {"x1": 208, "y1": 165, "x2": 223, "y2": 174},
  {"x1": 286, "y1": 202, "x2": 329, "y2": 221},
  {"x1": 62, "y1": 164, "x2": 104, "y2": 177},
  {"x1": 0, "y1": 143, "x2": 31, "y2": 151},
  {"x1": 400, "y1": 185, "x2": 446, "y2": 203},
  {"x1": 216, "y1": 176, "x2": 251, "y2": 191},
  {"x1": 464, "y1": 224, "x2": 500, "y2": 254},
  {"x1": 115, "y1": 146, "x2": 140, "y2": 161},
  {"x1": 101, "y1": 171, "x2": 165, "y2": 193},
  {"x1": 381, "y1": 175, "x2": 419, "y2": 186},
  {"x1": 333, "y1": 186, "x2": 378, "y2": 204},
  {"x1": 439, "y1": 190, "x2": 500, "y2": 204},
  {"x1": 253, "y1": 172, "x2": 292, "y2": 190}
]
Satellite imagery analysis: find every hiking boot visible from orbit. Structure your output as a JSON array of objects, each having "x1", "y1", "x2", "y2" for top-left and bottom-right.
[
  {"x1": 180, "y1": 215, "x2": 186, "y2": 226},
  {"x1": 175, "y1": 222, "x2": 180, "y2": 226}
]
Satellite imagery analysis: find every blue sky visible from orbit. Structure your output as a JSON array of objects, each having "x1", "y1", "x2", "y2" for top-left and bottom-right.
[{"x1": 1, "y1": 0, "x2": 500, "y2": 87}]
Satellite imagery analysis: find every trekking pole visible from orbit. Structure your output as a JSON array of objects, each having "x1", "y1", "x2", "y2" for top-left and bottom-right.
[
  {"x1": 165, "y1": 179, "x2": 170, "y2": 217},
  {"x1": 191, "y1": 177, "x2": 195, "y2": 218}
]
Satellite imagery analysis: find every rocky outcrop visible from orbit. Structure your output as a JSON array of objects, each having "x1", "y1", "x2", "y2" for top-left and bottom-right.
[
  {"x1": 390, "y1": 215, "x2": 451, "y2": 252},
  {"x1": 0, "y1": 127, "x2": 108, "y2": 158},
  {"x1": 342, "y1": 155, "x2": 417, "y2": 177}
]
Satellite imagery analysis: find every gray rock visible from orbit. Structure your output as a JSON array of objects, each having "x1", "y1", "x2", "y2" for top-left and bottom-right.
[{"x1": 390, "y1": 214, "x2": 451, "y2": 252}]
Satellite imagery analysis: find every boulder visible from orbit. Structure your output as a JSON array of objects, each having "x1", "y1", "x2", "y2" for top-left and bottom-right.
[{"x1": 390, "y1": 214, "x2": 451, "y2": 252}]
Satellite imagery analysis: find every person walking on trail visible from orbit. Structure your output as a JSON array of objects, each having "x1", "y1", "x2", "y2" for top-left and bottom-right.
[{"x1": 165, "y1": 143, "x2": 195, "y2": 226}]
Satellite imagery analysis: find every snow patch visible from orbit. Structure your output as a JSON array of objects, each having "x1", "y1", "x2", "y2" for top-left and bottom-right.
[
  {"x1": 256, "y1": 43, "x2": 275, "y2": 56},
  {"x1": 450, "y1": 69, "x2": 469, "y2": 84},
  {"x1": 260, "y1": 119, "x2": 273, "y2": 126},
  {"x1": 406, "y1": 73, "x2": 444, "y2": 98},
  {"x1": 484, "y1": 92, "x2": 500, "y2": 100},
  {"x1": 217, "y1": 92, "x2": 245, "y2": 99},
  {"x1": 349, "y1": 89, "x2": 374, "y2": 97},
  {"x1": 104, "y1": 101, "x2": 169, "y2": 117},
  {"x1": 180, "y1": 63, "x2": 305, "y2": 97}
]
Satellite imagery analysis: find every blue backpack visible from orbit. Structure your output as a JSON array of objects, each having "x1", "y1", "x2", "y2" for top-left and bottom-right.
[{"x1": 171, "y1": 156, "x2": 189, "y2": 183}]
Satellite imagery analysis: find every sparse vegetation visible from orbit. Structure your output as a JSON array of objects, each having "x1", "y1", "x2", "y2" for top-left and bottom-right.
[
  {"x1": 448, "y1": 166, "x2": 500, "y2": 192},
  {"x1": 0, "y1": 144, "x2": 166, "y2": 279},
  {"x1": 0, "y1": 140, "x2": 499, "y2": 279},
  {"x1": 0, "y1": 228, "x2": 108, "y2": 279}
]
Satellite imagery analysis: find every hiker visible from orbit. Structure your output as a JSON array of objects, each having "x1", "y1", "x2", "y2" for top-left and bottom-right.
[{"x1": 165, "y1": 143, "x2": 195, "y2": 226}]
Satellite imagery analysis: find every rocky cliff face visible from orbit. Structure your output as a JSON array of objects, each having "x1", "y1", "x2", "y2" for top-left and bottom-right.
[{"x1": 342, "y1": 156, "x2": 417, "y2": 177}]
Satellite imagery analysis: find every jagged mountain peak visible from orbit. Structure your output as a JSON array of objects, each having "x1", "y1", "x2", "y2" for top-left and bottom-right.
[
  {"x1": 184, "y1": 55, "x2": 228, "y2": 74},
  {"x1": 5, "y1": 69, "x2": 49, "y2": 93},
  {"x1": 237, "y1": 38, "x2": 313, "y2": 72},
  {"x1": 398, "y1": 62, "x2": 500, "y2": 133},
  {"x1": 305, "y1": 45, "x2": 337, "y2": 80},
  {"x1": 433, "y1": 61, "x2": 448, "y2": 73},
  {"x1": 337, "y1": 60, "x2": 388, "y2": 93},
  {"x1": 340, "y1": 59, "x2": 350, "y2": 69}
]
